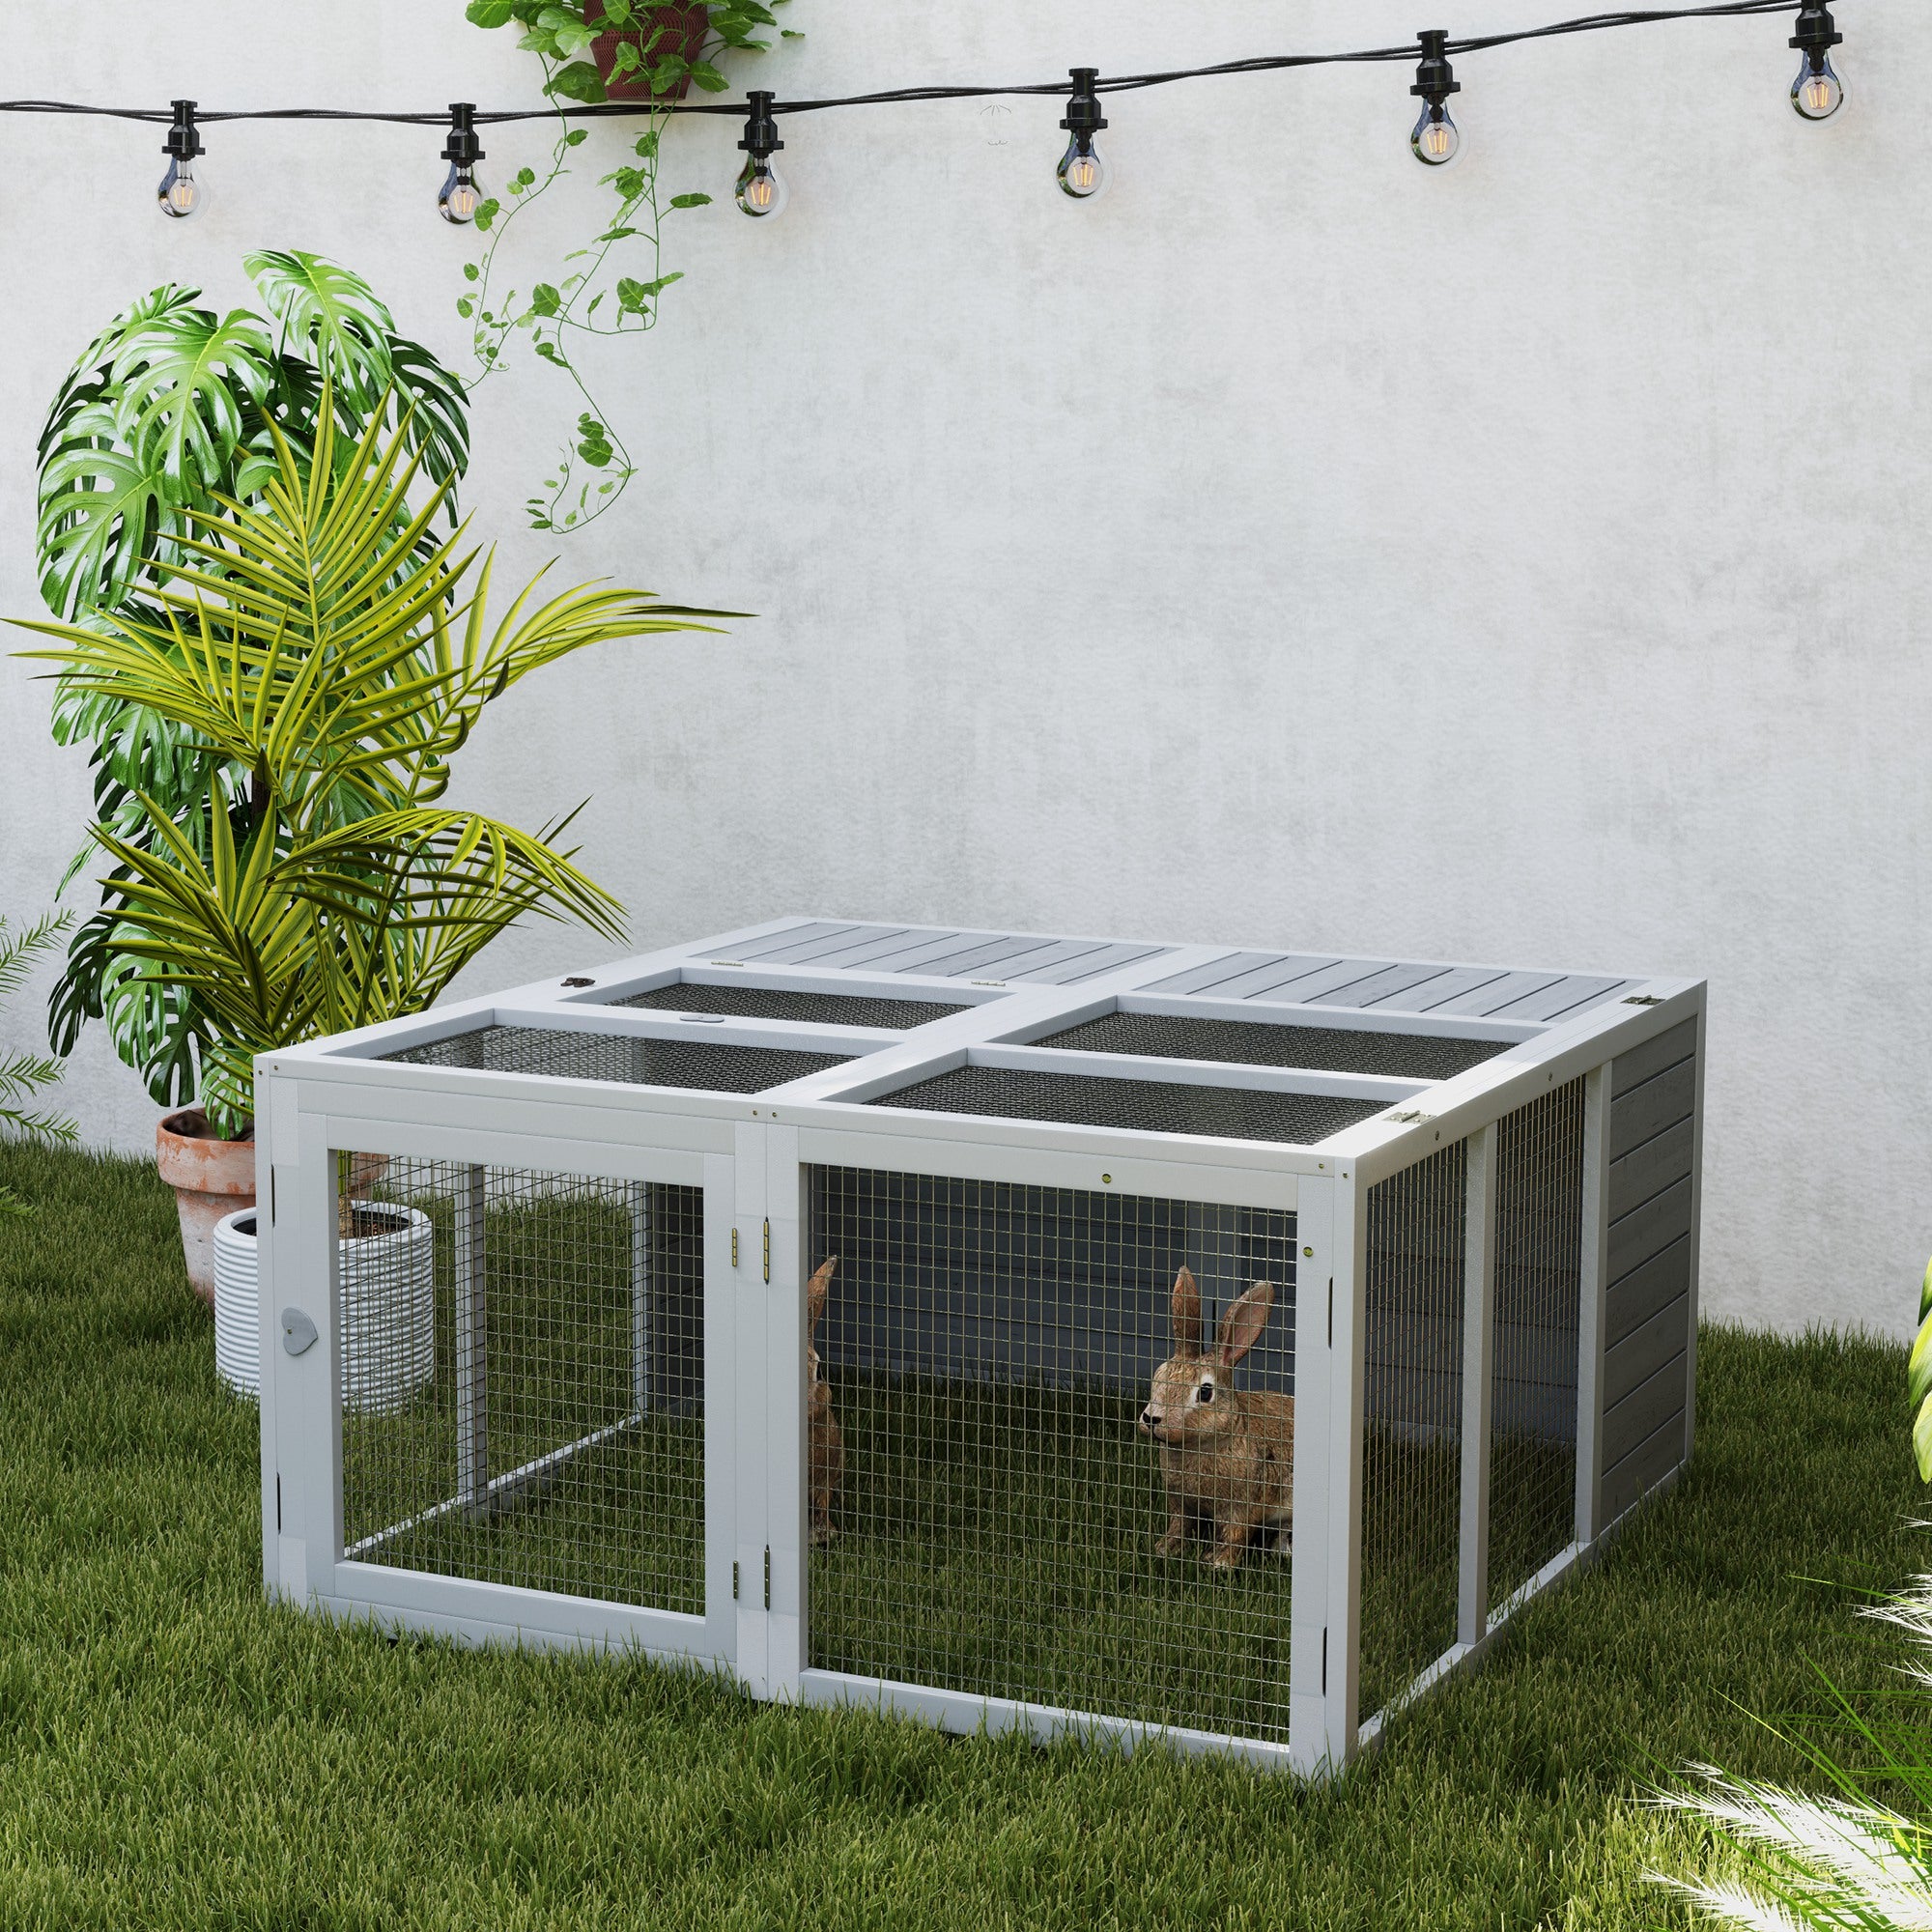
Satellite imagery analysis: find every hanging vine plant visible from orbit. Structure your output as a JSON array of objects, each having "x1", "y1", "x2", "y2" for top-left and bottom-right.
[{"x1": 462, "y1": 0, "x2": 799, "y2": 533}]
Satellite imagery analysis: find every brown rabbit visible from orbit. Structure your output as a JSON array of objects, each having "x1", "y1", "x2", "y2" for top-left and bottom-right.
[
  {"x1": 807, "y1": 1258, "x2": 843, "y2": 1546},
  {"x1": 1139, "y1": 1265, "x2": 1294, "y2": 1570}
]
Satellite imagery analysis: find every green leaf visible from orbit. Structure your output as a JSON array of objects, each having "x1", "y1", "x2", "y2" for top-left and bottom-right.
[
  {"x1": 668, "y1": 192, "x2": 712, "y2": 210},
  {"x1": 474, "y1": 199, "x2": 501, "y2": 233},
  {"x1": 1910, "y1": 1314, "x2": 1932, "y2": 1412},
  {"x1": 242, "y1": 251, "x2": 396, "y2": 417},
  {"x1": 1917, "y1": 1393, "x2": 1932, "y2": 1484},
  {"x1": 465, "y1": 0, "x2": 518, "y2": 23},
  {"x1": 595, "y1": 226, "x2": 641, "y2": 244},
  {"x1": 689, "y1": 60, "x2": 729, "y2": 92},
  {"x1": 548, "y1": 60, "x2": 610, "y2": 102},
  {"x1": 530, "y1": 284, "x2": 563, "y2": 318},
  {"x1": 565, "y1": 128, "x2": 590, "y2": 147},
  {"x1": 1921, "y1": 1255, "x2": 1932, "y2": 1322},
  {"x1": 462, "y1": 262, "x2": 480, "y2": 283}
]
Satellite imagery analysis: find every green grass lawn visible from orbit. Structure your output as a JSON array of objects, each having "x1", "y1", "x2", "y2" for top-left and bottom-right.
[{"x1": 1, "y1": 1140, "x2": 1922, "y2": 1930}]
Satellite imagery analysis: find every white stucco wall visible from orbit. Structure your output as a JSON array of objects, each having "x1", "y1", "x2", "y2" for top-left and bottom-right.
[{"x1": 0, "y1": 2, "x2": 1923, "y2": 1336}]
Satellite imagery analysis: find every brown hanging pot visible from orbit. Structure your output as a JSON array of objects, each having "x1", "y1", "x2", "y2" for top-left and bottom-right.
[{"x1": 585, "y1": 2, "x2": 711, "y2": 102}]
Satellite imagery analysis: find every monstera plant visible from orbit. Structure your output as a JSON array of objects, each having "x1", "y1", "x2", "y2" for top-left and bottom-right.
[{"x1": 36, "y1": 253, "x2": 471, "y2": 1121}]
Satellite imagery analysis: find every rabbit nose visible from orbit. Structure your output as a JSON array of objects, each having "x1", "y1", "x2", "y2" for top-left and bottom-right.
[{"x1": 1139, "y1": 1407, "x2": 1158, "y2": 1434}]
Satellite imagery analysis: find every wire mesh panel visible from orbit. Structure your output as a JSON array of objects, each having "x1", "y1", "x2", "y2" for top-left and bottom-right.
[
  {"x1": 382, "y1": 1028, "x2": 850, "y2": 1092},
  {"x1": 1036, "y1": 1011, "x2": 1512, "y2": 1082},
  {"x1": 807, "y1": 1169, "x2": 1298, "y2": 1742},
  {"x1": 1488, "y1": 1080, "x2": 1586, "y2": 1604},
  {"x1": 338, "y1": 1154, "x2": 707, "y2": 1615},
  {"x1": 613, "y1": 982, "x2": 973, "y2": 1029},
  {"x1": 1359, "y1": 1142, "x2": 1466, "y2": 1725},
  {"x1": 869, "y1": 1065, "x2": 1388, "y2": 1145}
]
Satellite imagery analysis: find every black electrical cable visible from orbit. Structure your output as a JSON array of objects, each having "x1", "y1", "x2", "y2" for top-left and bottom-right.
[{"x1": 0, "y1": 0, "x2": 1824, "y2": 128}]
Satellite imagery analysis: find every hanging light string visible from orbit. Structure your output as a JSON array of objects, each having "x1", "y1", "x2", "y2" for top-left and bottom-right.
[{"x1": 0, "y1": 0, "x2": 1852, "y2": 222}]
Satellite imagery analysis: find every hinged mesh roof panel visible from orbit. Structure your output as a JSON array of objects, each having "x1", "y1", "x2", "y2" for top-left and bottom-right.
[
  {"x1": 613, "y1": 982, "x2": 971, "y2": 1029},
  {"x1": 384, "y1": 1027, "x2": 851, "y2": 1094},
  {"x1": 867, "y1": 1065, "x2": 1388, "y2": 1145},
  {"x1": 1036, "y1": 1010, "x2": 1511, "y2": 1081}
]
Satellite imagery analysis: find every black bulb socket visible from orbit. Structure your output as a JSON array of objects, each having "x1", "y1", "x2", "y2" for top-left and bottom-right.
[
  {"x1": 164, "y1": 99, "x2": 204, "y2": 162},
  {"x1": 442, "y1": 102, "x2": 486, "y2": 168},
  {"x1": 1789, "y1": 2, "x2": 1842, "y2": 70},
  {"x1": 1410, "y1": 29, "x2": 1461, "y2": 107},
  {"x1": 1061, "y1": 68, "x2": 1108, "y2": 154},
  {"x1": 739, "y1": 90, "x2": 784, "y2": 160}
]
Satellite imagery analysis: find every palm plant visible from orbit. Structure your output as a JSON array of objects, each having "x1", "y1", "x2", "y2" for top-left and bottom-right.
[
  {"x1": 38, "y1": 253, "x2": 472, "y2": 1115},
  {"x1": 0, "y1": 911, "x2": 78, "y2": 1216},
  {"x1": 16, "y1": 395, "x2": 725, "y2": 1138}
]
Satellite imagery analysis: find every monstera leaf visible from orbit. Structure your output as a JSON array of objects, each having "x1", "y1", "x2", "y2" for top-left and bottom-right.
[
  {"x1": 106, "y1": 302, "x2": 275, "y2": 500},
  {"x1": 245, "y1": 250, "x2": 398, "y2": 418},
  {"x1": 36, "y1": 404, "x2": 177, "y2": 624}
]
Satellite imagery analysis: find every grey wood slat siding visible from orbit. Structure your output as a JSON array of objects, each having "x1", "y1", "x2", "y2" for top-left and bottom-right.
[
  {"x1": 887, "y1": 935, "x2": 1056, "y2": 978},
  {"x1": 1604, "y1": 1235, "x2": 1692, "y2": 1349},
  {"x1": 1247, "y1": 959, "x2": 1397, "y2": 1005},
  {"x1": 1142, "y1": 952, "x2": 1282, "y2": 995},
  {"x1": 1607, "y1": 1119, "x2": 1695, "y2": 1223},
  {"x1": 1317, "y1": 964, "x2": 1454, "y2": 1009},
  {"x1": 1611, "y1": 1018, "x2": 1698, "y2": 1097},
  {"x1": 1399, "y1": 966, "x2": 1515, "y2": 1011},
  {"x1": 1601, "y1": 1406, "x2": 1688, "y2": 1524},
  {"x1": 1603, "y1": 1292, "x2": 1691, "y2": 1409},
  {"x1": 733, "y1": 921, "x2": 873, "y2": 960},
  {"x1": 1602, "y1": 1349, "x2": 1689, "y2": 1466},
  {"x1": 1486, "y1": 975, "x2": 1629, "y2": 1022},
  {"x1": 1606, "y1": 1176, "x2": 1694, "y2": 1284},
  {"x1": 794, "y1": 926, "x2": 962, "y2": 968},
  {"x1": 948, "y1": 938, "x2": 1107, "y2": 980},
  {"x1": 1426, "y1": 971, "x2": 1568, "y2": 1016},
  {"x1": 1608, "y1": 1061, "x2": 1697, "y2": 1161},
  {"x1": 1028, "y1": 943, "x2": 1174, "y2": 984},
  {"x1": 1200, "y1": 956, "x2": 1345, "y2": 1001}
]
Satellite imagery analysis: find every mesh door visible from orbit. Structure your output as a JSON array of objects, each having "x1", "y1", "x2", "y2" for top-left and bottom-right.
[
  {"x1": 1036, "y1": 1011, "x2": 1510, "y2": 1082},
  {"x1": 338, "y1": 1154, "x2": 706, "y2": 1614},
  {"x1": 382, "y1": 1027, "x2": 850, "y2": 1091},
  {"x1": 807, "y1": 1170, "x2": 1298, "y2": 1742},
  {"x1": 1488, "y1": 1081, "x2": 1586, "y2": 1603},
  {"x1": 1359, "y1": 1143, "x2": 1466, "y2": 1724}
]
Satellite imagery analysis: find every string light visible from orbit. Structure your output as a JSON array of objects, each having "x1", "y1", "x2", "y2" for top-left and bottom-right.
[
  {"x1": 157, "y1": 99, "x2": 206, "y2": 221},
  {"x1": 0, "y1": 1, "x2": 1861, "y2": 222},
  {"x1": 1788, "y1": 1, "x2": 1845, "y2": 118},
  {"x1": 1058, "y1": 69, "x2": 1109, "y2": 200},
  {"x1": 439, "y1": 101, "x2": 486, "y2": 223},
  {"x1": 736, "y1": 90, "x2": 786, "y2": 218},
  {"x1": 1409, "y1": 30, "x2": 1463, "y2": 166}
]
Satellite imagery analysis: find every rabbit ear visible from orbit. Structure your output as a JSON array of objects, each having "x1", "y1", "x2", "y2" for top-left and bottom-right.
[
  {"x1": 807, "y1": 1257, "x2": 838, "y2": 1333},
  {"x1": 1217, "y1": 1280, "x2": 1274, "y2": 1367},
  {"x1": 1171, "y1": 1265, "x2": 1203, "y2": 1357}
]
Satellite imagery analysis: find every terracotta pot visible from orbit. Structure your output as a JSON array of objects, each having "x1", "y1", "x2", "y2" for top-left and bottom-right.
[
  {"x1": 156, "y1": 1108, "x2": 256, "y2": 1307},
  {"x1": 585, "y1": 1, "x2": 708, "y2": 101}
]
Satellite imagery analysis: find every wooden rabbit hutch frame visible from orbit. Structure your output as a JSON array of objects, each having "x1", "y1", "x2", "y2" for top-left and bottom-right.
[{"x1": 256, "y1": 917, "x2": 1705, "y2": 1776}]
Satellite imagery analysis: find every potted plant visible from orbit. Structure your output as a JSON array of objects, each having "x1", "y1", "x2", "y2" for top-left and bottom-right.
[
  {"x1": 584, "y1": 1, "x2": 710, "y2": 100},
  {"x1": 22, "y1": 344, "x2": 728, "y2": 1301}
]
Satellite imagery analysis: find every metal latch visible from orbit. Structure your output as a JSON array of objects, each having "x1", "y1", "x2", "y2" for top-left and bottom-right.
[
  {"x1": 281, "y1": 1308, "x2": 318, "y2": 1356},
  {"x1": 1387, "y1": 1109, "x2": 1435, "y2": 1124}
]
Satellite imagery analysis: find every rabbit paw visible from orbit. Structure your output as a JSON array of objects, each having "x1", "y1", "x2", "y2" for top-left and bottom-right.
[{"x1": 1154, "y1": 1527, "x2": 1189, "y2": 1560}]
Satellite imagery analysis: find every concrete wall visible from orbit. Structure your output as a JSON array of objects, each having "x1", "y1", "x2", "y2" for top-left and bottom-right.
[{"x1": 1, "y1": 2, "x2": 1924, "y2": 1336}]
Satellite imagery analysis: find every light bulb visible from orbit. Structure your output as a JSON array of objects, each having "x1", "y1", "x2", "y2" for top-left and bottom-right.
[
  {"x1": 440, "y1": 162, "x2": 484, "y2": 225},
  {"x1": 1058, "y1": 136, "x2": 1108, "y2": 200},
  {"x1": 1410, "y1": 102, "x2": 1462, "y2": 166},
  {"x1": 157, "y1": 156, "x2": 207, "y2": 221},
  {"x1": 736, "y1": 156, "x2": 787, "y2": 219},
  {"x1": 1790, "y1": 53, "x2": 1844, "y2": 120}
]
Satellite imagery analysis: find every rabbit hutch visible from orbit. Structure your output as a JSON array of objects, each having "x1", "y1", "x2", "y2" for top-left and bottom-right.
[{"x1": 255, "y1": 917, "x2": 1705, "y2": 1775}]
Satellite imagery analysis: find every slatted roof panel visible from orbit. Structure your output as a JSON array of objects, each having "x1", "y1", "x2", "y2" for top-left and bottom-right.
[{"x1": 692, "y1": 923, "x2": 1642, "y2": 1021}]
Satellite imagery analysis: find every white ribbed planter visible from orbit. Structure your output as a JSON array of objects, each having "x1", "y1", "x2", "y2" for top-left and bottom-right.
[{"x1": 213, "y1": 1202, "x2": 436, "y2": 1410}]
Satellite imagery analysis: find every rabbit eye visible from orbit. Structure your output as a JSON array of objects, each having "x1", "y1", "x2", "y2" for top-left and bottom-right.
[{"x1": 1196, "y1": 1381, "x2": 1215, "y2": 1404}]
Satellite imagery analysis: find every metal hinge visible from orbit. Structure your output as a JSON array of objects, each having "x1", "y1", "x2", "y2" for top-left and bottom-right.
[
  {"x1": 1387, "y1": 1109, "x2": 1434, "y2": 1124},
  {"x1": 763, "y1": 1219, "x2": 771, "y2": 1284},
  {"x1": 276, "y1": 1474, "x2": 282, "y2": 1534},
  {"x1": 732, "y1": 1560, "x2": 740, "y2": 1601},
  {"x1": 764, "y1": 1546, "x2": 772, "y2": 1610},
  {"x1": 1321, "y1": 1626, "x2": 1328, "y2": 1694},
  {"x1": 731, "y1": 1228, "x2": 740, "y2": 1268},
  {"x1": 1623, "y1": 994, "x2": 1664, "y2": 1007},
  {"x1": 270, "y1": 1169, "x2": 276, "y2": 1226},
  {"x1": 1327, "y1": 1278, "x2": 1334, "y2": 1347}
]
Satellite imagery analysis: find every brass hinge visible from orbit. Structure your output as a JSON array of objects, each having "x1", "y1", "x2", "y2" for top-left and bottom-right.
[
  {"x1": 731, "y1": 1228, "x2": 740, "y2": 1268},
  {"x1": 763, "y1": 1218, "x2": 771, "y2": 1284}
]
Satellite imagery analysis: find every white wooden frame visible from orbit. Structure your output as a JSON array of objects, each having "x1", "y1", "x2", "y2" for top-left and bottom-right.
[{"x1": 257, "y1": 915, "x2": 1707, "y2": 1780}]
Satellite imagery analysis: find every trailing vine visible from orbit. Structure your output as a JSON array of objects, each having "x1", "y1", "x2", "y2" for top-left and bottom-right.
[{"x1": 462, "y1": 2, "x2": 797, "y2": 532}]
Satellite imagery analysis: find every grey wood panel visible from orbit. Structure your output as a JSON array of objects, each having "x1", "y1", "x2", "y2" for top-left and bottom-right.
[
  {"x1": 782, "y1": 926, "x2": 952, "y2": 967},
  {"x1": 1246, "y1": 959, "x2": 1398, "y2": 1005},
  {"x1": 1317, "y1": 964, "x2": 1455, "y2": 1010},
  {"x1": 1609, "y1": 1061, "x2": 1696, "y2": 1161},
  {"x1": 1607, "y1": 1177, "x2": 1693, "y2": 1284},
  {"x1": 732, "y1": 921, "x2": 871, "y2": 960},
  {"x1": 1605, "y1": 1235, "x2": 1691, "y2": 1348},
  {"x1": 1611, "y1": 1018, "x2": 1697, "y2": 1097},
  {"x1": 949, "y1": 938, "x2": 1108, "y2": 980},
  {"x1": 1142, "y1": 952, "x2": 1281, "y2": 995},
  {"x1": 1034, "y1": 943, "x2": 1173, "y2": 984},
  {"x1": 1608, "y1": 1118, "x2": 1695, "y2": 1223},
  {"x1": 1198, "y1": 956, "x2": 1343, "y2": 1000},
  {"x1": 1603, "y1": 1349, "x2": 1688, "y2": 1464},
  {"x1": 1601, "y1": 1405, "x2": 1688, "y2": 1525},
  {"x1": 863, "y1": 931, "x2": 1013, "y2": 974},
  {"x1": 1491, "y1": 976, "x2": 1634, "y2": 1021},
  {"x1": 1604, "y1": 1292, "x2": 1690, "y2": 1409},
  {"x1": 1400, "y1": 967, "x2": 1515, "y2": 1012},
  {"x1": 888, "y1": 935, "x2": 1058, "y2": 978},
  {"x1": 1426, "y1": 971, "x2": 1568, "y2": 1016}
]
